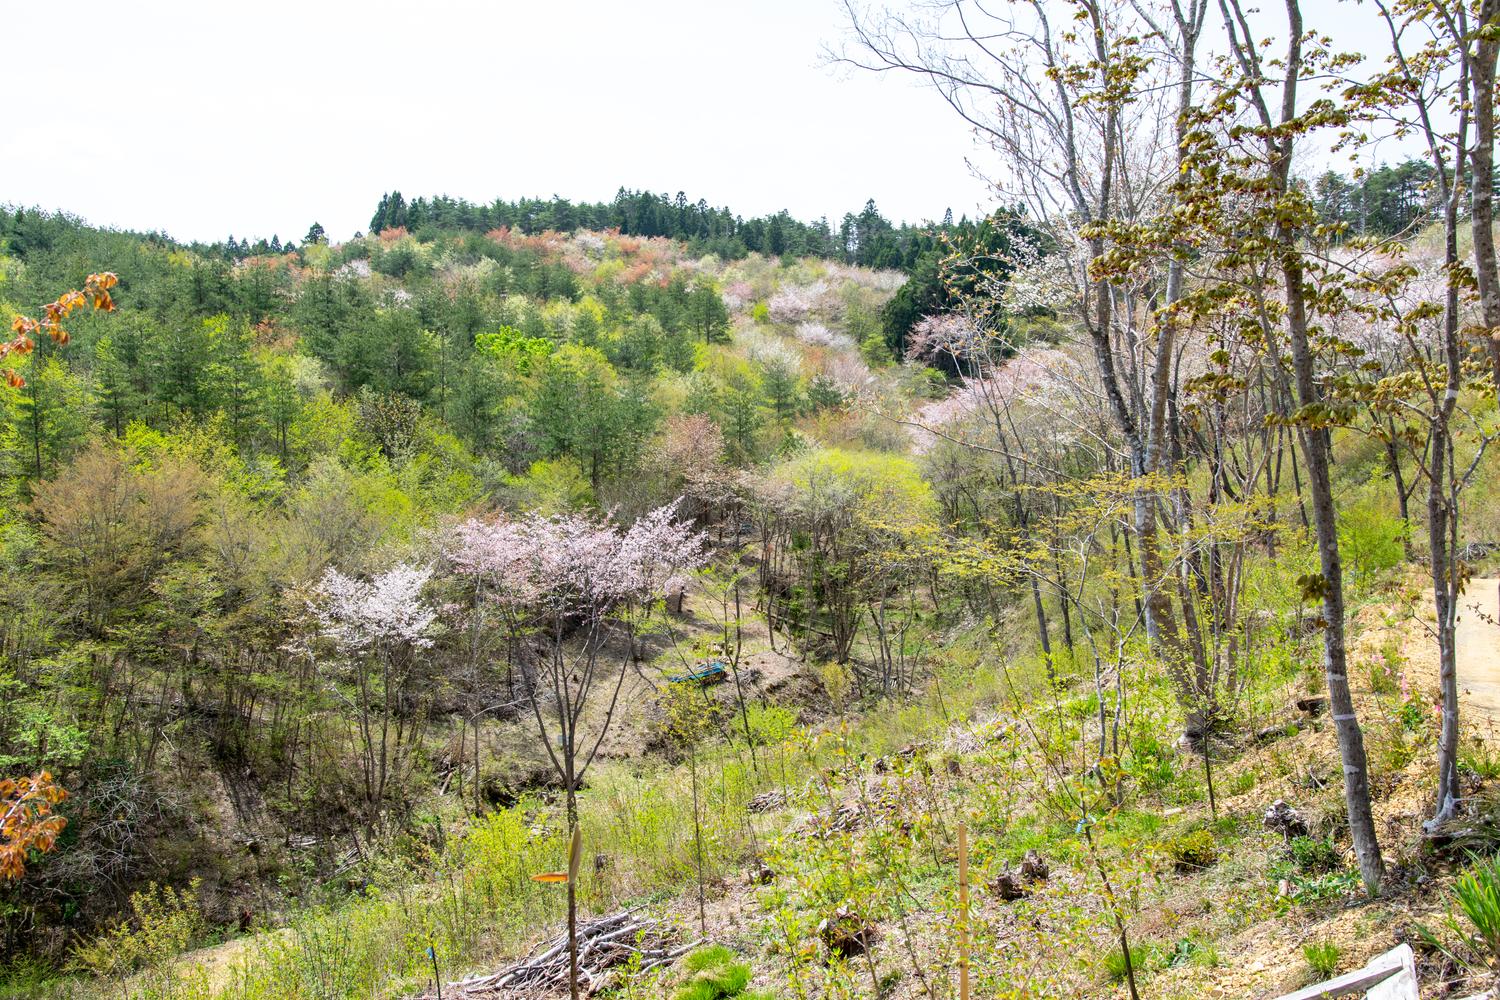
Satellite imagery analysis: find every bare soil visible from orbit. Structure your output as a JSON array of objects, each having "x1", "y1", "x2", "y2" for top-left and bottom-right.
[
  {"x1": 1452, "y1": 578, "x2": 1500, "y2": 741},
  {"x1": 1397, "y1": 577, "x2": 1500, "y2": 742}
]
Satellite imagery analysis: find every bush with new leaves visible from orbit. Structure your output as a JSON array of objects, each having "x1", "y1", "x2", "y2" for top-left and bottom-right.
[{"x1": 672, "y1": 946, "x2": 773, "y2": 1000}]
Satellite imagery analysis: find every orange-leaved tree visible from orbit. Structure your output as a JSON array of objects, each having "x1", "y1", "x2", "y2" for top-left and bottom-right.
[
  {"x1": 0, "y1": 772, "x2": 68, "y2": 882},
  {"x1": 0, "y1": 272, "x2": 117, "y2": 878},
  {"x1": 2, "y1": 271, "x2": 118, "y2": 386}
]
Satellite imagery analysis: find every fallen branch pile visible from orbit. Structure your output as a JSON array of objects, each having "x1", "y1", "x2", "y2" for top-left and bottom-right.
[{"x1": 438, "y1": 908, "x2": 696, "y2": 997}]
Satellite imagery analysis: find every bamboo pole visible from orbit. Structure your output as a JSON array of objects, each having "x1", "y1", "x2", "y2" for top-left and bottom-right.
[{"x1": 958, "y1": 821, "x2": 970, "y2": 1000}]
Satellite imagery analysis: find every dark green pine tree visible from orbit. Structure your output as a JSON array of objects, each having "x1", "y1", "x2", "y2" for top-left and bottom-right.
[{"x1": 369, "y1": 194, "x2": 390, "y2": 233}]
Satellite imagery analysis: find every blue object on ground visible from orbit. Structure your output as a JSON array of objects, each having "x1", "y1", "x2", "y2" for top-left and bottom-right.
[{"x1": 667, "y1": 661, "x2": 728, "y2": 684}]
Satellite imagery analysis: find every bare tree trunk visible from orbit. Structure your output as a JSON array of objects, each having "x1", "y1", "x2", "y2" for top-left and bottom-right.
[
  {"x1": 1427, "y1": 122, "x2": 1468, "y2": 829},
  {"x1": 1429, "y1": 435, "x2": 1462, "y2": 826},
  {"x1": 1470, "y1": 0, "x2": 1500, "y2": 393},
  {"x1": 1225, "y1": 0, "x2": 1385, "y2": 893},
  {"x1": 1290, "y1": 370, "x2": 1385, "y2": 892},
  {"x1": 1380, "y1": 0, "x2": 1473, "y2": 829}
]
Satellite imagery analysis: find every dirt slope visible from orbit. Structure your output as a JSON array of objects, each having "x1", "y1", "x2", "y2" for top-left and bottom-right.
[{"x1": 1454, "y1": 578, "x2": 1500, "y2": 742}]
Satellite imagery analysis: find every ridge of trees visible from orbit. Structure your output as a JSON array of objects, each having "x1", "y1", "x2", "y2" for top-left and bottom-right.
[{"x1": 368, "y1": 188, "x2": 956, "y2": 271}]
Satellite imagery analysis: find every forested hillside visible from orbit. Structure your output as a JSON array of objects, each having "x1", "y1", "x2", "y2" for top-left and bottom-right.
[{"x1": 0, "y1": 205, "x2": 1002, "y2": 984}]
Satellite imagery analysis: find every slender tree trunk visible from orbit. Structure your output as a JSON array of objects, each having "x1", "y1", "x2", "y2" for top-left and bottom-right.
[
  {"x1": 1429, "y1": 438, "x2": 1462, "y2": 826},
  {"x1": 1387, "y1": 0, "x2": 1472, "y2": 826},
  {"x1": 1032, "y1": 574, "x2": 1054, "y2": 678},
  {"x1": 1253, "y1": 0, "x2": 1383, "y2": 893},
  {"x1": 1470, "y1": 0, "x2": 1500, "y2": 393},
  {"x1": 1429, "y1": 137, "x2": 1467, "y2": 828},
  {"x1": 1382, "y1": 426, "x2": 1414, "y2": 560},
  {"x1": 1285, "y1": 280, "x2": 1385, "y2": 893},
  {"x1": 689, "y1": 740, "x2": 707, "y2": 936}
]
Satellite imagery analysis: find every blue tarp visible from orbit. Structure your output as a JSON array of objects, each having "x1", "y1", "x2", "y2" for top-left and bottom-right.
[{"x1": 668, "y1": 661, "x2": 728, "y2": 684}]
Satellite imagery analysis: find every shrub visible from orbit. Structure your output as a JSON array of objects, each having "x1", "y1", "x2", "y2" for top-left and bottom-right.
[
  {"x1": 1123, "y1": 729, "x2": 1178, "y2": 792},
  {"x1": 1461, "y1": 746, "x2": 1500, "y2": 782},
  {"x1": 1164, "y1": 936, "x2": 1219, "y2": 969},
  {"x1": 673, "y1": 945, "x2": 772, "y2": 1000},
  {"x1": 1396, "y1": 697, "x2": 1428, "y2": 733},
  {"x1": 1303, "y1": 940, "x2": 1341, "y2": 980},
  {"x1": 1288, "y1": 836, "x2": 1340, "y2": 874},
  {"x1": 1163, "y1": 829, "x2": 1219, "y2": 873},
  {"x1": 740, "y1": 704, "x2": 797, "y2": 746},
  {"x1": 1103, "y1": 941, "x2": 1161, "y2": 983},
  {"x1": 1271, "y1": 837, "x2": 1361, "y2": 906},
  {"x1": 1369, "y1": 639, "x2": 1404, "y2": 696},
  {"x1": 1337, "y1": 498, "x2": 1408, "y2": 582},
  {"x1": 70, "y1": 880, "x2": 205, "y2": 978},
  {"x1": 1285, "y1": 870, "x2": 1364, "y2": 905}
]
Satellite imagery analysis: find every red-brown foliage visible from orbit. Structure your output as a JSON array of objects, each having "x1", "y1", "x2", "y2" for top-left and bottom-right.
[
  {"x1": 4, "y1": 272, "x2": 118, "y2": 387},
  {"x1": 0, "y1": 772, "x2": 67, "y2": 883}
]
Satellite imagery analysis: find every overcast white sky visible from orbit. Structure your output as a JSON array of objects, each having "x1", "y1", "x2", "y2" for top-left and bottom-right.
[
  {"x1": 6, "y1": 0, "x2": 1000, "y2": 244},
  {"x1": 6, "y1": 0, "x2": 1417, "y2": 245}
]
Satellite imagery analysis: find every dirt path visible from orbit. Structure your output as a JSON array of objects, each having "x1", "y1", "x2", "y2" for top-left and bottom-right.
[{"x1": 1454, "y1": 577, "x2": 1500, "y2": 742}]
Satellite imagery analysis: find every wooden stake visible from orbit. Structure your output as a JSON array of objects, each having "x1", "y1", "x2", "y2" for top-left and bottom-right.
[{"x1": 958, "y1": 821, "x2": 970, "y2": 1000}]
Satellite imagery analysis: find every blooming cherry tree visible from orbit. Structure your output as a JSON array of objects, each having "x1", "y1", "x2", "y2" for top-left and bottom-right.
[
  {"x1": 794, "y1": 321, "x2": 856, "y2": 353},
  {"x1": 446, "y1": 500, "x2": 706, "y2": 809},
  {"x1": 768, "y1": 285, "x2": 816, "y2": 324},
  {"x1": 305, "y1": 563, "x2": 439, "y2": 833},
  {"x1": 447, "y1": 501, "x2": 704, "y2": 997},
  {"x1": 905, "y1": 313, "x2": 989, "y2": 368},
  {"x1": 312, "y1": 563, "x2": 438, "y2": 655}
]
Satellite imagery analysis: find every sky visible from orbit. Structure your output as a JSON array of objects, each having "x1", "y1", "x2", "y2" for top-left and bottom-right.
[
  {"x1": 6, "y1": 0, "x2": 997, "y2": 244},
  {"x1": 6, "y1": 0, "x2": 1419, "y2": 246}
]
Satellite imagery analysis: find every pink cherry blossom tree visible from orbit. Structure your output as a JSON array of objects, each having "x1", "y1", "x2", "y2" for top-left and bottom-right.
[
  {"x1": 447, "y1": 502, "x2": 704, "y2": 998},
  {"x1": 768, "y1": 284, "x2": 818, "y2": 324},
  {"x1": 904, "y1": 313, "x2": 990, "y2": 370},
  {"x1": 650, "y1": 414, "x2": 738, "y2": 527}
]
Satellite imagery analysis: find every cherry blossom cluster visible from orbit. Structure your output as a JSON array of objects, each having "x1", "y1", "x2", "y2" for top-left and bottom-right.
[
  {"x1": 822, "y1": 352, "x2": 872, "y2": 391},
  {"x1": 768, "y1": 283, "x2": 824, "y2": 324},
  {"x1": 820, "y1": 261, "x2": 907, "y2": 293},
  {"x1": 311, "y1": 563, "x2": 439, "y2": 654},
  {"x1": 722, "y1": 281, "x2": 754, "y2": 312},
  {"x1": 447, "y1": 500, "x2": 707, "y2": 620},
  {"x1": 573, "y1": 232, "x2": 607, "y2": 257},
  {"x1": 739, "y1": 330, "x2": 802, "y2": 371},
  {"x1": 438, "y1": 259, "x2": 499, "y2": 292},
  {"x1": 909, "y1": 347, "x2": 1087, "y2": 453},
  {"x1": 795, "y1": 322, "x2": 856, "y2": 352},
  {"x1": 1000, "y1": 236, "x2": 1080, "y2": 315},
  {"x1": 905, "y1": 313, "x2": 989, "y2": 364}
]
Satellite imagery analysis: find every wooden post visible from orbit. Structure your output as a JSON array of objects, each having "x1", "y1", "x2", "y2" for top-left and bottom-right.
[
  {"x1": 568, "y1": 825, "x2": 582, "y2": 1000},
  {"x1": 958, "y1": 821, "x2": 971, "y2": 1000}
]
